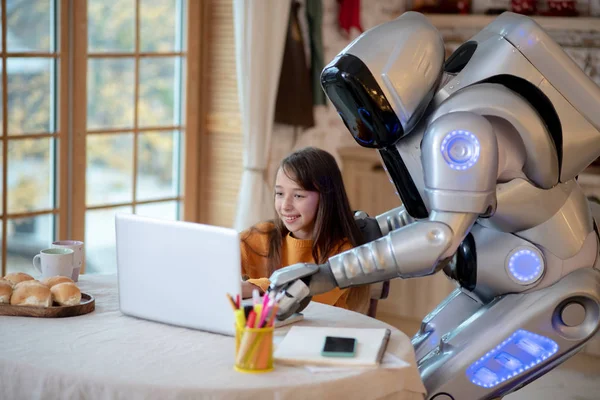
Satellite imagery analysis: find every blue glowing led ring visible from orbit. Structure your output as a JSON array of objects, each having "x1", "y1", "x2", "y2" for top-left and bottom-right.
[
  {"x1": 440, "y1": 130, "x2": 481, "y2": 171},
  {"x1": 505, "y1": 246, "x2": 545, "y2": 285}
]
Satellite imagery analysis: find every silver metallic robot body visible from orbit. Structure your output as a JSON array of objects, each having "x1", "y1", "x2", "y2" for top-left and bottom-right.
[{"x1": 269, "y1": 12, "x2": 600, "y2": 400}]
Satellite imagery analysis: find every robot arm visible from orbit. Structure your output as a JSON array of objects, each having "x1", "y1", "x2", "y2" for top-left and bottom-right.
[
  {"x1": 270, "y1": 111, "x2": 499, "y2": 317},
  {"x1": 352, "y1": 205, "x2": 414, "y2": 245},
  {"x1": 373, "y1": 205, "x2": 415, "y2": 235}
]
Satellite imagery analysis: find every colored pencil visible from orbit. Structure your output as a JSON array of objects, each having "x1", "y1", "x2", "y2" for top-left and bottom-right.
[{"x1": 226, "y1": 293, "x2": 237, "y2": 310}]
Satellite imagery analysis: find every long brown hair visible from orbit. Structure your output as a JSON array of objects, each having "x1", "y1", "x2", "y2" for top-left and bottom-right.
[{"x1": 242, "y1": 147, "x2": 364, "y2": 275}]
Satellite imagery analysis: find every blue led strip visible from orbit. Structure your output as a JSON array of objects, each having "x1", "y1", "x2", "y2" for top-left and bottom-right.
[{"x1": 466, "y1": 329, "x2": 559, "y2": 388}]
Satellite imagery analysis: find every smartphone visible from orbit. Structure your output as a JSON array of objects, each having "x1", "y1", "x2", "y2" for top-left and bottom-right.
[{"x1": 321, "y1": 336, "x2": 357, "y2": 357}]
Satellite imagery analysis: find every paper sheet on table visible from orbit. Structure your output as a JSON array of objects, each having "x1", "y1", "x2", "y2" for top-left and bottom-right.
[{"x1": 303, "y1": 352, "x2": 410, "y2": 373}]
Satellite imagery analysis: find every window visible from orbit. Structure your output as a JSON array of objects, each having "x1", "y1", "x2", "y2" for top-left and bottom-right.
[
  {"x1": 1, "y1": 0, "x2": 199, "y2": 276},
  {"x1": 2, "y1": 0, "x2": 64, "y2": 277},
  {"x1": 78, "y1": 0, "x2": 187, "y2": 273}
]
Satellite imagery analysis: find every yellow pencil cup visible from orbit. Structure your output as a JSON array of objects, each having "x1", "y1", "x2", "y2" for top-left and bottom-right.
[{"x1": 234, "y1": 325, "x2": 274, "y2": 373}]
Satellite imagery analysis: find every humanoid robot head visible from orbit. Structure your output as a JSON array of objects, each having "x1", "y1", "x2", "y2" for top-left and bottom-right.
[
  {"x1": 321, "y1": 54, "x2": 404, "y2": 149},
  {"x1": 320, "y1": 12, "x2": 445, "y2": 150},
  {"x1": 320, "y1": 13, "x2": 445, "y2": 219}
]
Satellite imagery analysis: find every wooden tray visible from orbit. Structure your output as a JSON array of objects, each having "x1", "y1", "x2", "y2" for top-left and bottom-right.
[{"x1": 0, "y1": 293, "x2": 95, "y2": 318}]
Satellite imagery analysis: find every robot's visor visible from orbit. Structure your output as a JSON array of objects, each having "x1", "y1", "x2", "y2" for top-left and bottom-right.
[{"x1": 321, "y1": 54, "x2": 404, "y2": 149}]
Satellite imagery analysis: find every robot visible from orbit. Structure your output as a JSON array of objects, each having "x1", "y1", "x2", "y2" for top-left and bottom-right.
[{"x1": 268, "y1": 11, "x2": 600, "y2": 400}]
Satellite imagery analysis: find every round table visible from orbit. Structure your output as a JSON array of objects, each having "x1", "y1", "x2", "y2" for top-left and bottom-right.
[{"x1": 0, "y1": 274, "x2": 426, "y2": 400}]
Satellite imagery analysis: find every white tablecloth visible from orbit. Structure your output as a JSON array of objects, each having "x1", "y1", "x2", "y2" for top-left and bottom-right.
[{"x1": 0, "y1": 274, "x2": 426, "y2": 400}]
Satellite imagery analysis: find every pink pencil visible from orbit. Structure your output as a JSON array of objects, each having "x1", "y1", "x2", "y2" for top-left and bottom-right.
[{"x1": 258, "y1": 291, "x2": 272, "y2": 328}]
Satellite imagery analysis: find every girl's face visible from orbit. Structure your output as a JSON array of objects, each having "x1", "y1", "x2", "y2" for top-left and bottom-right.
[{"x1": 274, "y1": 168, "x2": 320, "y2": 240}]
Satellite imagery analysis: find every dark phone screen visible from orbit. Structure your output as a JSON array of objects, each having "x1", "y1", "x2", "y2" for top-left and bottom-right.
[{"x1": 323, "y1": 336, "x2": 356, "y2": 353}]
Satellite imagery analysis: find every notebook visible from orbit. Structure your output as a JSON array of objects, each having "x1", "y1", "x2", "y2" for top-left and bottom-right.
[{"x1": 274, "y1": 326, "x2": 391, "y2": 367}]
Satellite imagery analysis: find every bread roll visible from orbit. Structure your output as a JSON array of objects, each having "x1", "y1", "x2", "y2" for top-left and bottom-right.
[
  {"x1": 3, "y1": 272, "x2": 34, "y2": 287},
  {"x1": 41, "y1": 275, "x2": 74, "y2": 288},
  {"x1": 51, "y1": 282, "x2": 81, "y2": 306},
  {"x1": 15, "y1": 280, "x2": 46, "y2": 289},
  {"x1": 10, "y1": 280, "x2": 52, "y2": 307},
  {"x1": 0, "y1": 280, "x2": 12, "y2": 304}
]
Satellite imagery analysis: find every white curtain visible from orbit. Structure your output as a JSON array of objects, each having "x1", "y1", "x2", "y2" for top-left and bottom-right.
[{"x1": 233, "y1": 0, "x2": 291, "y2": 231}]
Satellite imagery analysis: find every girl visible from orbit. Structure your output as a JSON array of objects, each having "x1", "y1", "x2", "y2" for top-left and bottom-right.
[{"x1": 240, "y1": 147, "x2": 371, "y2": 314}]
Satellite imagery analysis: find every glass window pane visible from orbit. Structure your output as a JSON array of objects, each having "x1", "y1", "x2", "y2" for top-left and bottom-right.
[
  {"x1": 88, "y1": 0, "x2": 135, "y2": 53},
  {"x1": 137, "y1": 131, "x2": 179, "y2": 201},
  {"x1": 7, "y1": 0, "x2": 53, "y2": 53},
  {"x1": 87, "y1": 58, "x2": 135, "y2": 130},
  {"x1": 8, "y1": 138, "x2": 53, "y2": 214},
  {"x1": 179, "y1": 0, "x2": 187, "y2": 52},
  {"x1": 85, "y1": 206, "x2": 132, "y2": 274},
  {"x1": 7, "y1": 58, "x2": 52, "y2": 135},
  {"x1": 140, "y1": 0, "x2": 178, "y2": 52},
  {"x1": 135, "y1": 201, "x2": 179, "y2": 221},
  {"x1": 87, "y1": 134, "x2": 133, "y2": 206},
  {"x1": 139, "y1": 57, "x2": 180, "y2": 127},
  {"x1": 6, "y1": 214, "x2": 54, "y2": 276}
]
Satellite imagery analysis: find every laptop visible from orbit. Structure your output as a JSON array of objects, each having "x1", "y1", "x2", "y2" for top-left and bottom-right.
[{"x1": 115, "y1": 213, "x2": 241, "y2": 336}]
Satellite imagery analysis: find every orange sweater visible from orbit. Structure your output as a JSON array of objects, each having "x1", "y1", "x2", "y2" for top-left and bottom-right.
[{"x1": 240, "y1": 222, "x2": 370, "y2": 314}]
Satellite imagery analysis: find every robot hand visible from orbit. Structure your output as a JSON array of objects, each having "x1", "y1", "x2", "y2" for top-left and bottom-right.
[{"x1": 268, "y1": 262, "x2": 338, "y2": 320}]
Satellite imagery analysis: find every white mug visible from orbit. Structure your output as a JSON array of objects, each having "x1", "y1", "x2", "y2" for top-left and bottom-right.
[
  {"x1": 33, "y1": 248, "x2": 74, "y2": 279},
  {"x1": 51, "y1": 240, "x2": 84, "y2": 282}
]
